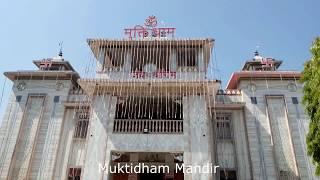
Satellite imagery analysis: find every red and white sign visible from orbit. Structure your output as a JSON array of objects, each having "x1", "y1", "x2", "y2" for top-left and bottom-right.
[
  {"x1": 124, "y1": 16, "x2": 176, "y2": 39},
  {"x1": 261, "y1": 57, "x2": 274, "y2": 67},
  {"x1": 39, "y1": 59, "x2": 52, "y2": 70},
  {"x1": 131, "y1": 70, "x2": 176, "y2": 78}
]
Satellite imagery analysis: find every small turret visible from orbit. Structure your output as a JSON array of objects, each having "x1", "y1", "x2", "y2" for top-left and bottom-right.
[{"x1": 242, "y1": 51, "x2": 282, "y2": 71}]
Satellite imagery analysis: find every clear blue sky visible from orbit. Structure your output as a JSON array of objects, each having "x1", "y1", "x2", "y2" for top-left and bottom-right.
[{"x1": 0, "y1": 0, "x2": 319, "y2": 122}]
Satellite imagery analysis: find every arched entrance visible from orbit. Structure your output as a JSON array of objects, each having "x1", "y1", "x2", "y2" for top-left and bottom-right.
[{"x1": 111, "y1": 152, "x2": 184, "y2": 180}]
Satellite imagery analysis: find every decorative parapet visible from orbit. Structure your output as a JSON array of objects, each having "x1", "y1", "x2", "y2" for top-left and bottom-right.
[
  {"x1": 214, "y1": 89, "x2": 243, "y2": 108},
  {"x1": 217, "y1": 89, "x2": 241, "y2": 95}
]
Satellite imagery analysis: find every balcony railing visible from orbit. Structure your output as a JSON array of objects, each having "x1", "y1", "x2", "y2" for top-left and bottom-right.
[{"x1": 113, "y1": 119, "x2": 183, "y2": 134}]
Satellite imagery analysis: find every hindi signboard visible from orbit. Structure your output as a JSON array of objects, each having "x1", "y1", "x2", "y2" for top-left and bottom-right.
[{"x1": 124, "y1": 16, "x2": 176, "y2": 39}]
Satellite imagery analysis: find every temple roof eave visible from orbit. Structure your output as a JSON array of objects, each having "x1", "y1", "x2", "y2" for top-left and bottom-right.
[
  {"x1": 4, "y1": 71, "x2": 80, "y2": 82},
  {"x1": 78, "y1": 78, "x2": 221, "y2": 96},
  {"x1": 226, "y1": 71, "x2": 301, "y2": 89},
  {"x1": 86, "y1": 38, "x2": 215, "y2": 64},
  {"x1": 87, "y1": 38, "x2": 215, "y2": 47}
]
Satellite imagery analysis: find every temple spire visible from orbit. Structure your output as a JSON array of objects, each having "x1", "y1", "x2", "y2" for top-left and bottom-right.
[
  {"x1": 253, "y1": 50, "x2": 262, "y2": 61},
  {"x1": 58, "y1": 42, "x2": 63, "y2": 57}
]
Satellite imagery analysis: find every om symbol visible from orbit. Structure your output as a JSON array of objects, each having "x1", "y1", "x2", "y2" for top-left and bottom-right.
[{"x1": 144, "y1": 15, "x2": 158, "y2": 27}]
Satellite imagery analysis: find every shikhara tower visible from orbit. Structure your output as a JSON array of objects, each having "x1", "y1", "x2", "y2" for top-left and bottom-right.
[{"x1": 0, "y1": 16, "x2": 319, "y2": 180}]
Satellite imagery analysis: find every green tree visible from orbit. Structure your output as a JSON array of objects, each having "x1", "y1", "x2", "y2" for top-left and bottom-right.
[{"x1": 302, "y1": 37, "x2": 320, "y2": 176}]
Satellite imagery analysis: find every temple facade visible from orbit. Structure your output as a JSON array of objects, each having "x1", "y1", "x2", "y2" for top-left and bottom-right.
[{"x1": 0, "y1": 37, "x2": 318, "y2": 180}]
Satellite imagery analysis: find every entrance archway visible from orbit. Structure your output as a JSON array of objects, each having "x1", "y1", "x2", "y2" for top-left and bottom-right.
[{"x1": 110, "y1": 152, "x2": 184, "y2": 180}]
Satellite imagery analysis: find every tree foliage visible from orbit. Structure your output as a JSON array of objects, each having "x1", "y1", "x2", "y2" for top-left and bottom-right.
[{"x1": 302, "y1": 37, "x2": 320, "y2": 175}]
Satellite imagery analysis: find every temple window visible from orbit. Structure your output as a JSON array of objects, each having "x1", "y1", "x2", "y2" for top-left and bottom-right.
[
  {"x1": 279, "y1": 170, "x2": 296, "y2": 179},
  {"x1": 292, "y1": 97, "x2": 299, "y2": 104},
  {"x1": 220, "y1": 170, "x2": 237, "y2": 180},
  {"x1": 73, "y1": 108, "x2": 90, "y2": 139},
  {"x1": 115, "y1": 96, "x2": 183, "y2": 120},
  {"x1": 250, "y1": 97, "x2": 257, "y2": 104},
  {"x1": 176, "y1": 47, "x2": 198, "y2": 67},
  {"x1": 131, "y1": 48, "x2": 169, "y2": 72},
  {"x1": 68, "y1": 167, "x2": 81, "y2": 180},
  {"x1": 106, "y1": 48, "x2": 125, "y2": 67},
  {"x1": 216, "y1": 113, "x2": 232, "y2": 140}
]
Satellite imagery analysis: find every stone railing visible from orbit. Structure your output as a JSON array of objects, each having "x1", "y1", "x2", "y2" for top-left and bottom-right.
[{"x1": 113, "y1": 119, "x2": 183, "y2": 134}]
